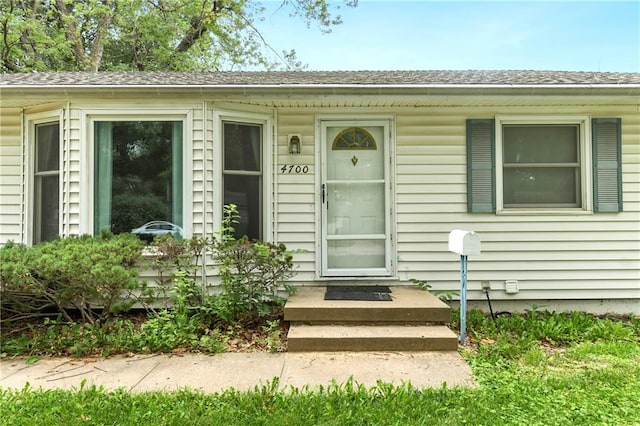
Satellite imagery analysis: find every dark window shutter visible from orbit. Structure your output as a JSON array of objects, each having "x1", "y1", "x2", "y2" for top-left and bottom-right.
[
  {"x1": 592, "y1": 118, "x2": 622, "y2": 212},
  {"x1": 467, "y1": 119, "x2": 495, "y2": 213}
]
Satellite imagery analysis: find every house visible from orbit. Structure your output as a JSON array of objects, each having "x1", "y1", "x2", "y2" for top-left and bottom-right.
[{"x1": 1, "y1": 70, "x2": 638, "y2": 314}]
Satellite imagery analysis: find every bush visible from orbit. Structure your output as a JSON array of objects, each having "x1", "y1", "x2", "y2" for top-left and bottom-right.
[
  {"x1": 212, "y1": 204, "x2": 295, "y2": 324},
  {"x1": 1, "y1": 204, "x2": 298, "y2": 356},
  {"x1": 143, "y1": 208, "x2": 296, "y2": 325},
  {"x1": 0, "y1": 233, "x2": 145, "y2": 326}
]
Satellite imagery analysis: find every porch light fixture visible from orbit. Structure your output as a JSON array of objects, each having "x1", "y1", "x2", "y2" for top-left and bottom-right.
[{"x1": 288, "y1": 134, "x2": 302, "y2": 154}]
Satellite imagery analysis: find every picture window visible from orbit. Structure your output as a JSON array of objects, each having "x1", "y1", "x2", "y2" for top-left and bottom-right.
[{"x1": 93, "y1": 120, "x2": 183, "y2": 242}]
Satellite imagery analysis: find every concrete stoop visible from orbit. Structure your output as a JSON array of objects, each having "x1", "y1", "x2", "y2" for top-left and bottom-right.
[{"x1": 284, "y1": 286, "x2": 459, "y2": 352}]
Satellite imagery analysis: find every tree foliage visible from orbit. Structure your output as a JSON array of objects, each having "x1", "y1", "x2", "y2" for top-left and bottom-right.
[{"x1": 1, "y1": 0, "x2": 357, "y2": 72}]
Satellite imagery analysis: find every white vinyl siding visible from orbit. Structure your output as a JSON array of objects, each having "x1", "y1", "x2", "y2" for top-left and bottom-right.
[
  {"x1": 192, "y1": 105, "x2": 208, "y2": 236},
  {"x1": 1, "y1": 92, "x2": 638, "y2": 305},
  {"x1": 395, "y1": 107, "x2": 638, "y2": 299},
  {"x1": 63, "y1": 107, "x2": 82, "y2": 237},
  {"x1": 274, "y1": 103, "x2": 638, "y2": 299},
  {"x1": 0, "y1": 109, "x2": 23, "y2": 244},
  {"x1": 275, "y1": 110, "x2": 317, "y2": 281}
]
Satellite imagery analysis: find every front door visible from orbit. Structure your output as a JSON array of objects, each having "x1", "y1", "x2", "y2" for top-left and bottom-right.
[{"x1": 320, "y1": 120, "x2": 392, "y2": 277}]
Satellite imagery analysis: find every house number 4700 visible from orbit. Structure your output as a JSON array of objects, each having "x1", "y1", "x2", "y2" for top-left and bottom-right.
[{"x1": 280, "y1": 165, "x2": 310, "y2": 174}]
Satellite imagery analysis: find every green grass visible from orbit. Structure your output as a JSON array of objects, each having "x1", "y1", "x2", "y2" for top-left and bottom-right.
[{"x1": 2, "y1": 311, "x2": 639, "y2": 425}]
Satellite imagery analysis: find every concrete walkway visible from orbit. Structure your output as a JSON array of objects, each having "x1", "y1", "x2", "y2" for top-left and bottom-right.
[{"x1": 1, "y1": 351, "x2": 475, "y2": 393}]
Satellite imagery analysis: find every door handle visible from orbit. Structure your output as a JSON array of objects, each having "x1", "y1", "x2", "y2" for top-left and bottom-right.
[{"x1": 321, "y1": 184, "x2": 325, "y2": 204}]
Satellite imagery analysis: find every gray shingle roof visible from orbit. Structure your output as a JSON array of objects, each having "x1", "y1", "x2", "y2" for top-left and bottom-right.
[{"x1": 1, "y1": 70, "x2": 639, "y2": 87}]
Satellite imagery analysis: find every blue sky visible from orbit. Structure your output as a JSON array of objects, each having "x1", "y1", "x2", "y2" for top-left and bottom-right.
[{"x1": 255, "y1": 0, "x2": 640, "y2": 72}]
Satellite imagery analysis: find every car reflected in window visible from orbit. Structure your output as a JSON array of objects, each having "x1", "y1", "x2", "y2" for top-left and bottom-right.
[{"x1": 131, "y1": 221, "x2": 183, "y2": 242}]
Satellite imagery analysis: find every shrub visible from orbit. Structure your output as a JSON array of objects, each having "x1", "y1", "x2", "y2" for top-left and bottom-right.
[
  {"x1": 141, "y1": 234, "x2": 208, "y2": 310},
  {"x1": 0, "y1": 233, "x2": 145, "y2": 326},
  {"x1": 1, "y1": 204, "x2": 298, "y2": 356},
  {"x1": 212, "y1": 204, "x2": 296, "y2": 324}
]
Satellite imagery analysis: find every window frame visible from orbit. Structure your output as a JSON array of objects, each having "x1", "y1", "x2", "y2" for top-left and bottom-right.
[
  {"x1": 85, "y1": 111, "x2": 191, "y2": 238},
  {"x1": 26, "y1": 111, "x2": 63, "y2": 245},
  {"x1": 213, "y1": 110, "x2": 273, "y2": 241},
  {"x1": 222, "y1": 120, "x2": 263, "y2": 240},
  {"x1": 495, "y1": 115, "x2": 593, "y2": 214}
]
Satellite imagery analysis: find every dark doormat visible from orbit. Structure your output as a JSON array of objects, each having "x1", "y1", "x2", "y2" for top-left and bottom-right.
[{"x1": 324, "y1": 286, "x2": 393, "y2": 301}]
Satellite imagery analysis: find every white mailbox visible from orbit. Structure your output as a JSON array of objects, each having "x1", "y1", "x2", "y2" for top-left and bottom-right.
[{"x1": 448, "y1": 230, "x2": 481, "y2": 256}]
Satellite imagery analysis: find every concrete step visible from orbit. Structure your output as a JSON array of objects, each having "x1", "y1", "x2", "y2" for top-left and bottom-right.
[
  {"x1": 284, "y1": 286, "x2": 451, "y2": 324},
  {"x1": 287, "y1": 324, "x2": 458, "y2": 352}
]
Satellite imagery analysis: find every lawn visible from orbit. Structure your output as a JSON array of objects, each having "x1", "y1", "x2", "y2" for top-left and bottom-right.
[{"x1": 1, "y1": 310, "x2": 639, "y2": 425}]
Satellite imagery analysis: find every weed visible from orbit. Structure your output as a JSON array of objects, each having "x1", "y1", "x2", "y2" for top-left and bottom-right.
[
  {"x1": 257, "y1": 320, "x2": 287, "y2": 353},
  {"x1": 410, "y1": 278, "x2": 458, "y2": 301}
]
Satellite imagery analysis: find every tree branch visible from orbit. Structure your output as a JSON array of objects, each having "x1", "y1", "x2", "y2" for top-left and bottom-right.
[
  {"x1": 1, "y1": 0, "x2": 18, "y2": 71},
  {"x1": 55, "y1": 0, "x2": 88, "y2": 70},
  {"x1": 175, "y1": 1, "x2": 223, "y2": 53},
  {"x1": 88, "y1": 0, "x2": 116, "y2": 71}
]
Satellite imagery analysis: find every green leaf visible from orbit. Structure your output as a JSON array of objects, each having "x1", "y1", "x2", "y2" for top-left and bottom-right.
[
  {"x1": 25, "y1": 356, "x2": 40, "y2": 365},
  {"x1": 1, "y1": 1, "x2": 356, "y2": 72}
]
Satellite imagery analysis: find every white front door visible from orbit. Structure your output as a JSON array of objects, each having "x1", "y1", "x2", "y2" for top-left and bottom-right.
[{"x1": 320, "y1": 120, "x2": 392, "y2": 277}]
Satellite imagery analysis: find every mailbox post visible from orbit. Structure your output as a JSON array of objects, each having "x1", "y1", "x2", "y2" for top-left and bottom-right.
[{"x1": 448, "y1": 230, "x2": 481, "y2": 345}]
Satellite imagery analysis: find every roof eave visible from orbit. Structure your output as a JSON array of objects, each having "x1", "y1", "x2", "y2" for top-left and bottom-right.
[{"x1": 3, "y1": 83, "x2": 640, "y2": 90}]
